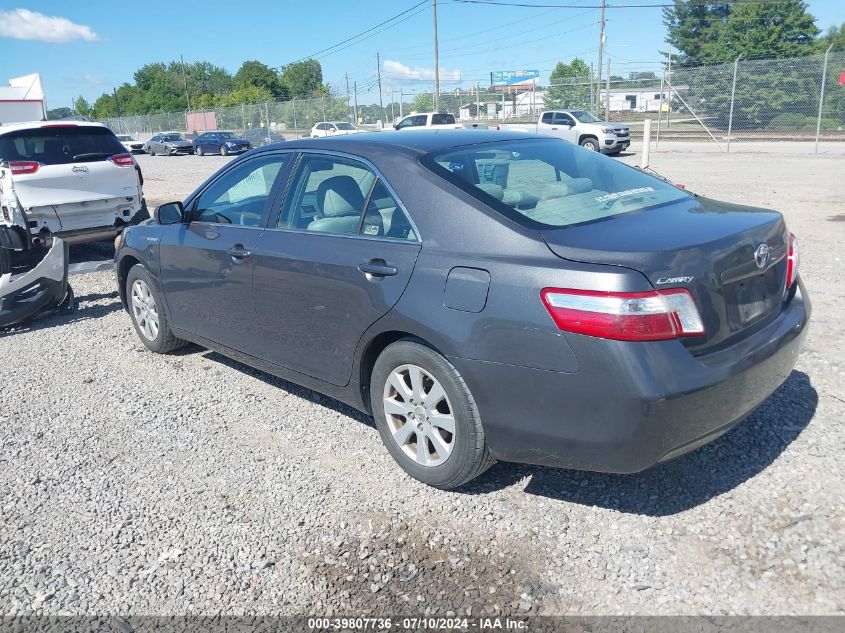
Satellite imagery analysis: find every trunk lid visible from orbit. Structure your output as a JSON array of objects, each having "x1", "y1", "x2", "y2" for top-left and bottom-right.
[
  {"x1": 13, "y1": 160, "x2": 139, "y2": 208},
  {"x1": 541, "y1": 196, "x2": 789, "y2": 352},
  {"x1": 1, "y1": 124, "x2": 138, "y2": 208}
]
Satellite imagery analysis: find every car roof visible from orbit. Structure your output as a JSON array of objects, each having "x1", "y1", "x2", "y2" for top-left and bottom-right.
[
  {"x1": 257, "y1": 129, "x2": 543, "y2": 155},
  {"x1": 0, "y1": 120, "x2": 109, "y2": 136}
]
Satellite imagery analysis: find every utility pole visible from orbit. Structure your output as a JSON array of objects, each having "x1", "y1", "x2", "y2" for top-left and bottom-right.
[
  {"x1": 353, "y1": 81, "x2": 359, "y2": 125},
  {"x1": 605, "y1": 58, "x2": 611, "y2": 120},
  {"x1": 596, "y1": 0, "x2": 606, "y2": 114},
  {"x1": 376, "y1": 52, "x2": 385, "y2": 125},
  {"x1": 433, "y1": 0, "x2": 441, "y2": 112},
  {"x1": 180, "y1": 54, "x2": 192, "y2": 111},
  {"x1": 345, "y1": 73, "x2": 351, "y2": 123}
]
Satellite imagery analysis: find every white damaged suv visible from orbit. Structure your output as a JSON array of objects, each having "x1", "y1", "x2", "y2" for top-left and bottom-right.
[{"x1": 0, "y1": 121, "x2": 146, "y2": 274}]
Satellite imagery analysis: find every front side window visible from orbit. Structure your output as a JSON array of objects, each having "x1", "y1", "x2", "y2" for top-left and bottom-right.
[
  {"x1": 552, "y1": 112, "x2": 574, "y2": 126},
  {"x1": 193, "y1": 153, "x2": 288, "y2": 226},
  {"x1": 423, "y1": 138, "x2": 689, "y2": 229},
  {"x1": 570, "y1": 110, "x2": 602, "y2": 123}
]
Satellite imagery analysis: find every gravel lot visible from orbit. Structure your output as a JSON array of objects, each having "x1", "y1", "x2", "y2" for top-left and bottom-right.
[{"x1": 1, "y1": 145, "x2": 843, "y2": 617}]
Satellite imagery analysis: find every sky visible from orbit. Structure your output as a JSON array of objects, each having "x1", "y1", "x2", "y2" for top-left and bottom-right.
[{"x1": 0, "y1": 0, "x2": 842, "y2": 110}]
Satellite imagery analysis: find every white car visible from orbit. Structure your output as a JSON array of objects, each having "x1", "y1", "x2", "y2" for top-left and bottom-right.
[
  {"x1": 392, "y1": 112, "x2": 488, "y2": 131},
  {"x1": 0, "y1": 121, "x2": 145, "y2": 275},
  {"x1": 310, "y1": 121, "x2": 360, "y2": 138},
  {"x1": 116, "y1": 134, "x2": 146, "y2": 153}
]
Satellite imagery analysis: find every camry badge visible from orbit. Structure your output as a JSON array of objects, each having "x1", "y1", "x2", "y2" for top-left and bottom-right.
[
  {"x1": 754, "y1": 243, "x2": 771, "y2": 269},
  {"x1": 71, "y1": 165, "x2": 89, "y2": 174},
  {"x1": 656, "y1": 276, "x2": 694, "y2": 285}
]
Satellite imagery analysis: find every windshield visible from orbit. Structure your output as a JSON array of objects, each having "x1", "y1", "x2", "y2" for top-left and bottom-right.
[
  {"x1": 218, "y1": 132, "x2": 237, "y2": 139},
  {"x1": 161, "y1": 134, "x2": 185, "y2": 142},
  {"x1": 570, "y1": 110, "x2": 601, "y2": 123},
  {"x1": 422, "y1": 138, "x2": 689, "y2": 229},
  {"x1": 335, "y1": 123, "x2": 356, "y2": 130},
  {"x1": 0, "y1": 126, "x2": 126, "y2": 165},
  {"x1": 116, "y1": 135, "x2": 135, "y2": 141}
]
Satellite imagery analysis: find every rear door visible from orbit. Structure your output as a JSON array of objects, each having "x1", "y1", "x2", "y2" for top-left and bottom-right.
[
  {"x1": 252, "y1": 152, "x2": 421, "y2": 386},
  {"x1": 159, "y1": 151, "x2": 293, "y2": 352},
  {"x1": 0, "y1": 125, "x2": 138, "y2": 208}
]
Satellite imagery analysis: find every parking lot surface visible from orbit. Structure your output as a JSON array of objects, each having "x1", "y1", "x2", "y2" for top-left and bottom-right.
[{"x1": 1, "y1": 147, "x2": 843, "y2": 616}]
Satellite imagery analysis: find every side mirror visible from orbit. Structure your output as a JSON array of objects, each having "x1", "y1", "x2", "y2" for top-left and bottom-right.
[
  {"x1": 154, "y1": 201, "x2": 185, "y2": 225},
  {"x1": 393, "y1": 123, "x2": 399, "y2": 130}
]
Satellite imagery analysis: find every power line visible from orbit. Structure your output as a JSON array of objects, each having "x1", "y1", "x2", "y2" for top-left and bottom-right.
[
  {"x1": 454, "y1": 0, "x2": 800, "y2": 7},
  {"x1": 283, "y1": 0, "x2": 430, "y2": 66}
]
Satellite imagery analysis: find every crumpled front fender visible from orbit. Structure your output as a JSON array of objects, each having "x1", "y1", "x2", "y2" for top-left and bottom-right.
[{"x1": 0, "y1": 239, "x2": 70, "y2": 328}]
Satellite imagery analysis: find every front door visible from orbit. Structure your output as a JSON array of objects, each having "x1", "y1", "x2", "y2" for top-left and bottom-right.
[
  {"x1": 159, "y1": 152, "x2": 291, "y2": 351},
  {"x1": 252, "y1": 153, "x2": 421, "y2": 386}
]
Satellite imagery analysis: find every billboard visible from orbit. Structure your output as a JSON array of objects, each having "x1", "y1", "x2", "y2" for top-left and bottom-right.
[{"x1": 490, "y1": 69, "x2": 540, "y2": 88}]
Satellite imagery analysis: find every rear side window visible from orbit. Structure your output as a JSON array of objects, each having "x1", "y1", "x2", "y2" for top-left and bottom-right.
[
  {"x1": 423, "y1": 138, "x2": 689, "y2": 229},
  {"x1": 431, "y1": 113, "x2": 456, "y2": 125},
  {"x1": 0, "y1": 126, "x2": 125, "y2": 165}
]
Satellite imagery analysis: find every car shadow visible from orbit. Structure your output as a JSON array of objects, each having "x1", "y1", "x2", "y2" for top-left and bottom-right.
[
  {"x1": 201, "y1": 350, "x2": 376, "y2": 429},
  {"x1": 459, "y1": 370, "x2": 817, "y2": 516},
  {"x1": 0, "y1": 289, "x2": 123, "y2": 336}
]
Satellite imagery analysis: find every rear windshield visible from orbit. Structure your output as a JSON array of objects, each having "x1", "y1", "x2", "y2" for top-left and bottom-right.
[
  {"x1": 336, "y1": 123, "x2": 356, "y2": 130},
  {"x1": 421, "y1": 138, "x2": 689, "y2": 229},
  {"x1": 432, "y1": 113, "x2": 456, "y2": 125},
  {"x1": 0, "y1": 126, "x2": 126, "y2": 165}
]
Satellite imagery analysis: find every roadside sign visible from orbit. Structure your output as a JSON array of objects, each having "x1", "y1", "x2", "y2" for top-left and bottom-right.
[{"x1": 490, "y1": 69, "x2": 540, "y2": 88}]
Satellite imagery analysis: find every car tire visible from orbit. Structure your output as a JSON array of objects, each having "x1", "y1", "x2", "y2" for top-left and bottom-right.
[
  {"x1": 147, "y1": 146, "x2": 155, "y2": 156},
  {"x1": 220, "y1": 145, "x2": 229, "y2": 156},
  {"x1": 126, "y1": 264, "x2": 186, "y2": 354},
  {"x1": 370, "y1": 339, "x2": 494, "y2": 489},
  {"x1": 579, "y1": 137, "x2": 600, "y2": 151},
  {"x1": 196, "y1": 145, "x2": 204, "y2": 157}
]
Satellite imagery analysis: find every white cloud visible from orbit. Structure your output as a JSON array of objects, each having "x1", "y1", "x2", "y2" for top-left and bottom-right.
[
  {"x1": 383, "y1": 60, "x2": 462, "y2": 82},
  {"x1": 0, "y1": 8, "x2": 98, "y2": 43}
]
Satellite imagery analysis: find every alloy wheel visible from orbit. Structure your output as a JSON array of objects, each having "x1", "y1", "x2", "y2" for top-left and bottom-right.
[
  {"x1": 382, "y1": 364, "x2": 456, "y2": 467},
  {"x1": 131, "y1": 279, "x2": 159, "y2": 341}
]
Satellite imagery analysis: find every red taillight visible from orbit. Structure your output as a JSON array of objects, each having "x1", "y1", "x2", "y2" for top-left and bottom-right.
[
  {"x1": 9, "y1": 161, "x2": 41, "y2": 175},
  {"x1": 540, "y1": 287, "x2": 705, "y2": 342},
  {"x1": 110, "y1": 153, "x2": 134, "y2": 167},
  {"x1": 785, "y1": 232, "x2": 799, "y2": 291}
]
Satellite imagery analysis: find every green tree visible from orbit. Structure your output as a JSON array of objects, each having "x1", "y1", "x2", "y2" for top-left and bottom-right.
[
  {"x1": 235, "y1": 60, "x2": 286, "y2": 99},
  {"x1": 74, "y1": 96, "x2": 92, "y2": 117},
  {"x1": 711, "y1": 0, "x2": 819, "y2": 60},
  {"x1": 818, "y1": 23, "x2": 845, "y2": 52},
  {"x1": 664, "y1": 0, "x2": 819, "y2": 65},
  {"x1": 46, "y1": 107, "x2": 72, "y2": 119},
  {"x1": 410, "y1": 93, "x2": 434, "y2": 112},
  {"x1": 280, "y1": 59, "x2": 325, "y2": 98},
  {"x1": 546, "y1": 58, "x2": 591, "y2": 110}
]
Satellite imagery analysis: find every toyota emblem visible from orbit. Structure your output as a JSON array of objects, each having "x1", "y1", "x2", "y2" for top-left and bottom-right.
[{"x1": 754, "y1": 243, "x2": 771, "y2": 269}]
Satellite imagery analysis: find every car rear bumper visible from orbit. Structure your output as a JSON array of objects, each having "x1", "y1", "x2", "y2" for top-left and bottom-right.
[{"x1": 449, "y1": 280, "x2": 810, "y2": 473}]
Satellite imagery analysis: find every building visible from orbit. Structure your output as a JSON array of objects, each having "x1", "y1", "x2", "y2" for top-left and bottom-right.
[
  {"x1": 598, "y1": 85, "x2": 688, "y2": 113},
  {"x1": 0, "y1": 73, "x2": 47, "y2": 125}
]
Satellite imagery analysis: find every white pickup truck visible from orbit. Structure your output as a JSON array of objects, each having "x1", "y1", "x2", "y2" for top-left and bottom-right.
[
  {"x1": 393, "y1": 112, "x2": 488, "y2": 131},
  {"x1": 499, "y1": 110, "x2": 630, "y2": 154}
]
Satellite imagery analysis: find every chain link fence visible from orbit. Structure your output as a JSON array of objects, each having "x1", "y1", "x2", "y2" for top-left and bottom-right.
[
  {"x1": 98, "y1": 52, "x2": 844, "y2": 150},
  {"x1": 100, "y1": 95, "x2": 350, "y2": 140}
]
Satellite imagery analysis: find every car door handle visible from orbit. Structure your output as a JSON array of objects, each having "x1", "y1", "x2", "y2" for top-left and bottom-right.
[
  {"x1": 358, "y1": 260, "x2": 398, "y2": 277},
  {"x1": 551, "y1": 127, "x2": 558, "y2": 130},
  {"x1": 226, "y1": 245, "x2": 252, "y2": 260}
]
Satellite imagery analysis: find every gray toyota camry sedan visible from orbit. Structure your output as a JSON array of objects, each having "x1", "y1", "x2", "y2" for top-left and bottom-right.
[{"x1": 115, "y1": 131, "x2": 809, "y2": 489}]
